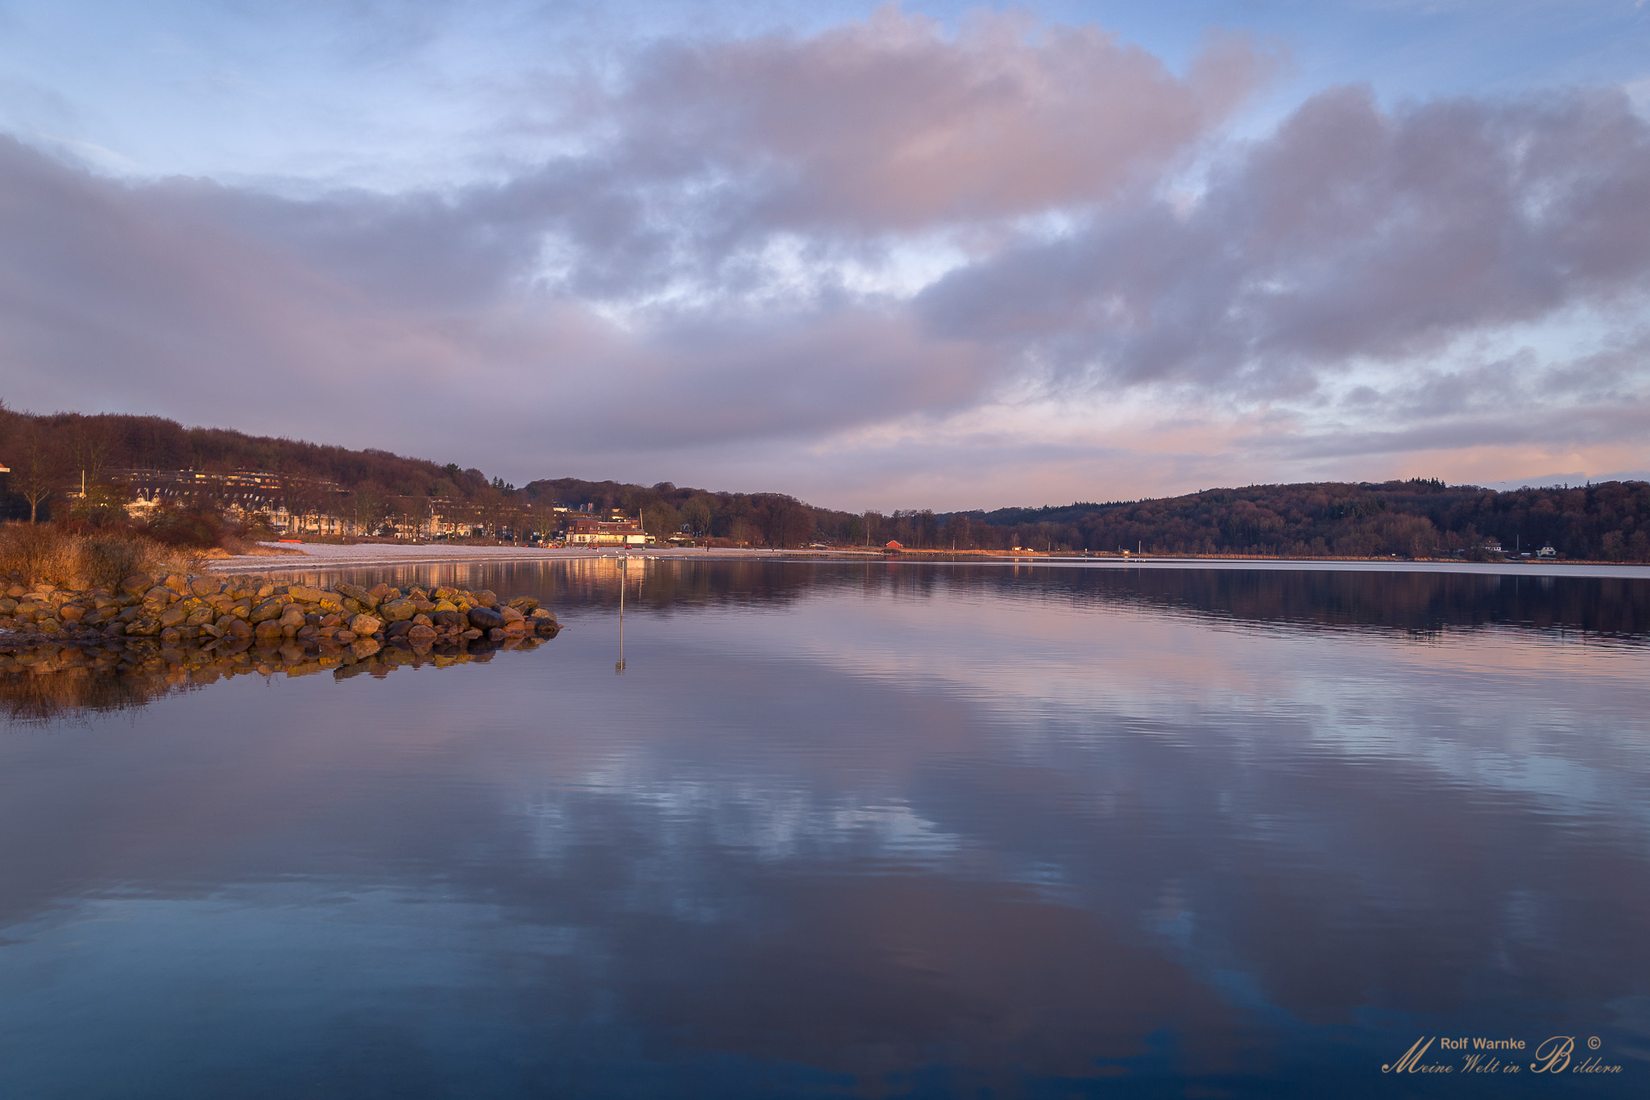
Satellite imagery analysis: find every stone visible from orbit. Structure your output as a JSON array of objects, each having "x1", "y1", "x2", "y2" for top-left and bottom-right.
[
  {"x1": 349, "y1": 614, "x2": 384, "y2": 637},
  {"x1": 498, "y1": 605, "x2": 525, "y2": 624},
  {"x1": 380, "y1": 599, "x2": 416, "y2": 622},
  {"x1": 288, "y1": 585, "x2": 324, "y2": 604},
  {"x1": 245, "y1": 597, "x2": 282, "y2": 623},
  {"x1": 253, "y1": 620, "x2": 284, "y2": 642},
  {"x1": 407, "y1": 624, "x2": 437, "y2": 646},
  {"x1": 474, "y1": 590, "x2": 499, "y2": 608},
  {"x1": 334, "y1": 582, "x2": 372, "y2": 605},
  {"x1": 468, "y1": 607, "x2": 505, "y2": 630}
]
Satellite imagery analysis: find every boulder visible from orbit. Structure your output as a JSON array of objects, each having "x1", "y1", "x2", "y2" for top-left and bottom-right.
[
  {"x1": 349, "y1": 613, "x2": 384, "y2": 637},
  {"x1": 468, "y1": 607, "x2": 505, "y2": 630},
  {"x1": 380, "y1": 598, "x2": 416, "y2": 622},
  {"x1": 248, "y1": 598, "x2": 285, "y2": 624}
]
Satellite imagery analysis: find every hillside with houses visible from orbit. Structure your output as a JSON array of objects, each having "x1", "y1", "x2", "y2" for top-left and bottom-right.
[{"x1": 2, "y1": 407, "x2": 1649, "y2": 559}]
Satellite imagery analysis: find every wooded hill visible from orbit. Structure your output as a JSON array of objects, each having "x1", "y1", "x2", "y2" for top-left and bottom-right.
[{"x1": 2, "y1": 408, "x2": 1647, "y2": 559}]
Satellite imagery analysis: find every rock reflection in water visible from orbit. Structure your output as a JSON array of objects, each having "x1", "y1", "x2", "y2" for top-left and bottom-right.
[{"x1": 0, "y1": 634, "x2": 555, "y2": 724}]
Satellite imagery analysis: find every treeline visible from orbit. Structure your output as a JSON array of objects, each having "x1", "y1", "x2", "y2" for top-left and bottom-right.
[
  {"x1": 3, "y1": 407, "x2": 1648, "y2": 558},
  {"x1": 958, "y1": 479, "x2": 1650, "y2": 561},
  {"x1": 0, "y1": 408, "x2": 496, "y2": 506}
]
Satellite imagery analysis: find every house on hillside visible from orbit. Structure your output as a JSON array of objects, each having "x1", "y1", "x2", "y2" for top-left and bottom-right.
[{"x1": 884, "y1": 540, "x2": 904, "y2": 554}]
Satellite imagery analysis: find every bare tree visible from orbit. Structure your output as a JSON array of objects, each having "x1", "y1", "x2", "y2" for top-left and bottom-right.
[{"x1": 11, "y1": 423, "x2": 70, "y2": 523}]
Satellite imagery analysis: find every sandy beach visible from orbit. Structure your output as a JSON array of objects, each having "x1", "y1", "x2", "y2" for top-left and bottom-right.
[
  {"x1": 209, "y1": 541, "x2": 1650, "y2": 579},
  {"x1": 208, "y1": 541, "x2": 837, "y2": 573}
]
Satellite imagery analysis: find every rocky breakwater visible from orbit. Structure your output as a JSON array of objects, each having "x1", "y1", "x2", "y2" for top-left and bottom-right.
[{"x1": 0, "y1": 572, "x2": 561, "y2": 658}]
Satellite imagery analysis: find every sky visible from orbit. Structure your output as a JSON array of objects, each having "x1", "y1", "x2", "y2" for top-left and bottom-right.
[{"x1": 2, "y1": 1, "x2": 1649, "y2": 512}]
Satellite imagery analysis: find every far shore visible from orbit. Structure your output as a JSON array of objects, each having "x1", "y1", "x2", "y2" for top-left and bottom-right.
[{"x1": 211, "y1": 541, "x2": 1650, "y2": 580}]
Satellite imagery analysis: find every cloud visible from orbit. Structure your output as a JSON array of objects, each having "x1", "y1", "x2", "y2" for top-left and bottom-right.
[
  {"x1": 3, "y1": 7, "x2": 1649, "y2": 508},
  {"x1": 605, "y1": 8, "x2": 1272, "y2": 236},
  {"x1": 917, "y1": 84, "x2": 1650, "y2": 394}
]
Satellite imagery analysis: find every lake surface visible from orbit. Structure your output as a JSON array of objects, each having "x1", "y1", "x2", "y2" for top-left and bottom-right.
[{"x1": 3, "y1": 559, "x2": 1648, "y2": 1097}]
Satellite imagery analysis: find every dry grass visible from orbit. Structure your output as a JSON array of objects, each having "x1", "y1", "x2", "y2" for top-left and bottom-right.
[{"x1": 0, "y1": 523, "x2": 202, "y2": 589}]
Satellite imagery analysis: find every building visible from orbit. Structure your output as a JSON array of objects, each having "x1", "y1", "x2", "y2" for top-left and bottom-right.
[{"x1": 566, "y1": 512, "x2": 648, "y2": 547}]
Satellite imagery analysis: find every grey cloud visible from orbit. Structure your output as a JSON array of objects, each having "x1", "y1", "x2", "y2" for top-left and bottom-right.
[
  {"x1": 0, "y1": 135, "x2": 1000, "y2": 482},
  {"x1": 918, "y1": 85, "x2": 1650, "y2": 394},
  {"x1": 1246, "y1": 399, "x2": 1650, "y2": 463},
  {"x1": 607, "y1": 11, "x2": 1272, "y2": 236}
]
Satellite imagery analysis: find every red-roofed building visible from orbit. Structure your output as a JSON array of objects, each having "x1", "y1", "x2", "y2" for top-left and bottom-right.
[{"x1": 567, "y1": 513, "x2": 648, "y2": 547}]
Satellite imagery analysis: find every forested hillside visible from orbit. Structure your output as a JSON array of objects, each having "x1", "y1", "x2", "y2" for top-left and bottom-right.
[
  {"x1": 2, "y1": 407, "x2": 1647, "y2": 558},
  {"x1": 960, "y1": 479, "x2": 1650, "y2": 560}
]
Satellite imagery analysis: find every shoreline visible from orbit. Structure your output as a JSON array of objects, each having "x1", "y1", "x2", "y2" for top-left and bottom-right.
[{"x1": 211, "y1": 541, "x2": 1650, "y2": 580}]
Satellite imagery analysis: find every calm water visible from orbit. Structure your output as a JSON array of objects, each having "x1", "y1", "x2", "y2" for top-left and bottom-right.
[{"x1": 2, "y1": 559, "x2": 1648, "y2": 1098}]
